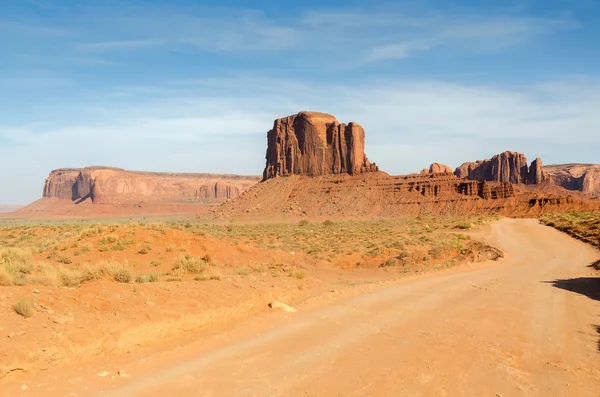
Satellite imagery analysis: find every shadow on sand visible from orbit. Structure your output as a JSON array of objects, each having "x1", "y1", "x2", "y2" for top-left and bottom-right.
[
  {"x1": 545, "y1": 277, "x2": 600, "y2": 302},
  {"x1": 546, "y1": 261, "x2": 600, "y2": 352}
]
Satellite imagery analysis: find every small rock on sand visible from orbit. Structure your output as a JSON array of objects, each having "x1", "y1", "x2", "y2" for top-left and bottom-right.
[
  {"x1": 269, "y1": 301, "x2": 297, "y2": 312},
  {"x1": 118, "y1": 370, "x2": 131, "y2": 378},
  {"x1": 50, "y1": 315, "x2": 73, "y2": 325}
]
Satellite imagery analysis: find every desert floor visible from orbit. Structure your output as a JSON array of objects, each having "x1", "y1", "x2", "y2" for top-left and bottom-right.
[{"x1": 1, "y1": 217, "x2": 599, "y2": 396}]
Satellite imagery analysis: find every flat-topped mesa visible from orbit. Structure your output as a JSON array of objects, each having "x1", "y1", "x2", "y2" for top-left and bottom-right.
[
  {"x1": 455, "y1": 151, "x2": 546, "y2": 185},
  {"x1": 263, "y1": 111, "x2": 378, "y2": 181},
  {"x1": 42, "y1": 167, "x2": 260, "y2": 204}
]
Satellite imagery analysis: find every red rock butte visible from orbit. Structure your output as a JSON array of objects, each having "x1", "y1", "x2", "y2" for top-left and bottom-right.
[
  {"x1": 263, "y1": 111, "x2": 378, "y2": 180},
  {"x1": 217, "y1": 115, "x2": 599, "y2": 219},
  {"x1": 454, "y1": 151, "x2": 545, "y2": 185}
]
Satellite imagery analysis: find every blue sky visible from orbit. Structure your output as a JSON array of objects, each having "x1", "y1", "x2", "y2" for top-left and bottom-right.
[{"x1": 1, "y1": 0, "x2": 599, "y2": 204}]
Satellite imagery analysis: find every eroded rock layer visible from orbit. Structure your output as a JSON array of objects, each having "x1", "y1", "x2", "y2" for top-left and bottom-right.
[
  {"x1": 455, "y1": 151, "x2": 545, "y2": 185},
  {"x1": 43, "y1": 167, "x2": 260, "y2": 204},
  {"x1": 263, "y1": 112, "x2": 378, "y2": 180},
  {"x1": 217, "y1": 171, "x2": 596, "y2": 219}
]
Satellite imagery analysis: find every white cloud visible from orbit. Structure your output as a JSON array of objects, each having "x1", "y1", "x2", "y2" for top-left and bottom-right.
[
  {"x1": 77, "y1": 39, "x2": 164, "y2": 52},
  {"x1": 1, "y1": 75, "x2": 599, "y2": 203},
  {"x1": 53, "y1": 6, "x2": 573, "y2": 60},
  {"x1": 367, "y1": 40, "x2": 438, "y2": 61}
]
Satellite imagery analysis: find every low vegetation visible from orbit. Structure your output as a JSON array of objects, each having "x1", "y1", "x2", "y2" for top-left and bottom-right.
[
  {"x1": 541, "y1": 212, "x2": 600, "y2": 249},
  {"x1": 13, "y1": 297, "x2": 35, "y2": 318},
  {"x1": 0, "y1": 214, "x2": 500, "y2": 288}
]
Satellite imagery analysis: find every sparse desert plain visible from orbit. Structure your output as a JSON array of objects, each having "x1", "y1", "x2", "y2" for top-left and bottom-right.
[
  {"x1": 0, "y1": 111, "x2": 599, "y2": 396},
  {"x1": 0, "y1": 215, "x2": 598, "y2": 396},
  {"x1": 0, "y1": 215, "x2": 500, "y2": 380}
]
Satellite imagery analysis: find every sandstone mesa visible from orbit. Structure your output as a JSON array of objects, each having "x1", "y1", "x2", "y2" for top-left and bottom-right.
[
  {"x1": 12, "y1": 111, "x2": 600, "y2": 218},
  {"x1": 42, "y1": 167, "x2": 260, "y2": 204}
]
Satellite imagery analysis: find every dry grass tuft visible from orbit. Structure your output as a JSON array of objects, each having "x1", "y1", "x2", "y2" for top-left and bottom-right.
[
  {"x1": 172, "y1": 254, "x2": 207, "y2": 276},
  {"x1": 13, "y1": 298, "x2": 34, "y2": 318}
]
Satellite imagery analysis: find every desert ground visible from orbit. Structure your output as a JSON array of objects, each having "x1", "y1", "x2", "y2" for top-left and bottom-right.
[
  {"x1": 1, "y1": 114, "x2": 599, "y2": 396},
  {"x1": 0, "y1": 213, "x2": 599, "y2": 396}
]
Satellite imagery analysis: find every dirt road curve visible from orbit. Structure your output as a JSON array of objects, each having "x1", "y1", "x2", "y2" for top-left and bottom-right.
[{"x1": 6, "y1": 219, "x2": 600, "y2": 396}]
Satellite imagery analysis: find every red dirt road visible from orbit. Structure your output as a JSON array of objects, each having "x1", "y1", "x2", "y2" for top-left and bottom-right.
[{"x1": 4, "y1": 219, "x2": 600, "y2": 396}]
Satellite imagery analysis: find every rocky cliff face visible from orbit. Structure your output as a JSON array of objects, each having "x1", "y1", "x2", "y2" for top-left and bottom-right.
[
  {"x1": 43, "y1": 167, "x2": 259, "y2": 204},
  {"x1": 263, "y1": 112, "x2": 378, "y2": 180},
  {"x1": 529, "y1": 158, "x2": 544, "y2": 185},
  {"x1": 43, "y1": 169, "x2": 80, "y2": 200},
  {"x1": 544, "y1": 164, "x2": 600, "y2": 196},
  {"x1": 455, "y1": 151, "x2": 545, "y2": 185}
]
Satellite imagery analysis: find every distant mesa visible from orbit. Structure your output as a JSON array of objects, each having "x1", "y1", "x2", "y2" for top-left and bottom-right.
[
  {"x1": 543, "y1": 164, "x2": 600, "y2": 196},
  {"x1": 42, "y1": 167, "x2": 260, "y2": 205},
  {"x1": 263, "y1": 111, "x2": 378, "y2": 180},
  {"x1": 454, "y1": 151, "x2": 545, "y2": 185},
  {"x1": 421, "y1": 163, "x2": 454, "y2": 175}
]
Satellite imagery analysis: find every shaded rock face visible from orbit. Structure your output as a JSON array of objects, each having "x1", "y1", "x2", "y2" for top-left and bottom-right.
[
  {"x1": 263, "y1": 112, "x2": 378, "y2": 180},
  {"x1": 43, "y1": 169, "x2": 80, "y2": 200},
  {"x1": 195, "y1": 182, "x2": 240, "y2": 200},
  {"x1": 455, "y1": 151, "x2": 545, "y2": 185},
  {"x1": 528, "y1": 158, "x2": 544, "y2": 185},
  {"x1": 43, "y1": 167, "x2": 259, "y2": 204},
  {"x1": 544, "y1": 164, "x2": 600, "y2": 196}
]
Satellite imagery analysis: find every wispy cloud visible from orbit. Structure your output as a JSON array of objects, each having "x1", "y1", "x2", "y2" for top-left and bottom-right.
[
  {"x1": 54, "y1": 5, "x2": 574, "y2": 60},
  {"x1": 0, "y1": 1, "x2": 594, "y2": 204},
  {"x1": 1, "y1": 74, "x2": 599, "y2": 203},
  {"x1": 367, "y1": 40, "x2": 438, "y2": 62},
  {"x1": 77, "y1": 39, "x2": 164, "y2": 52}
]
